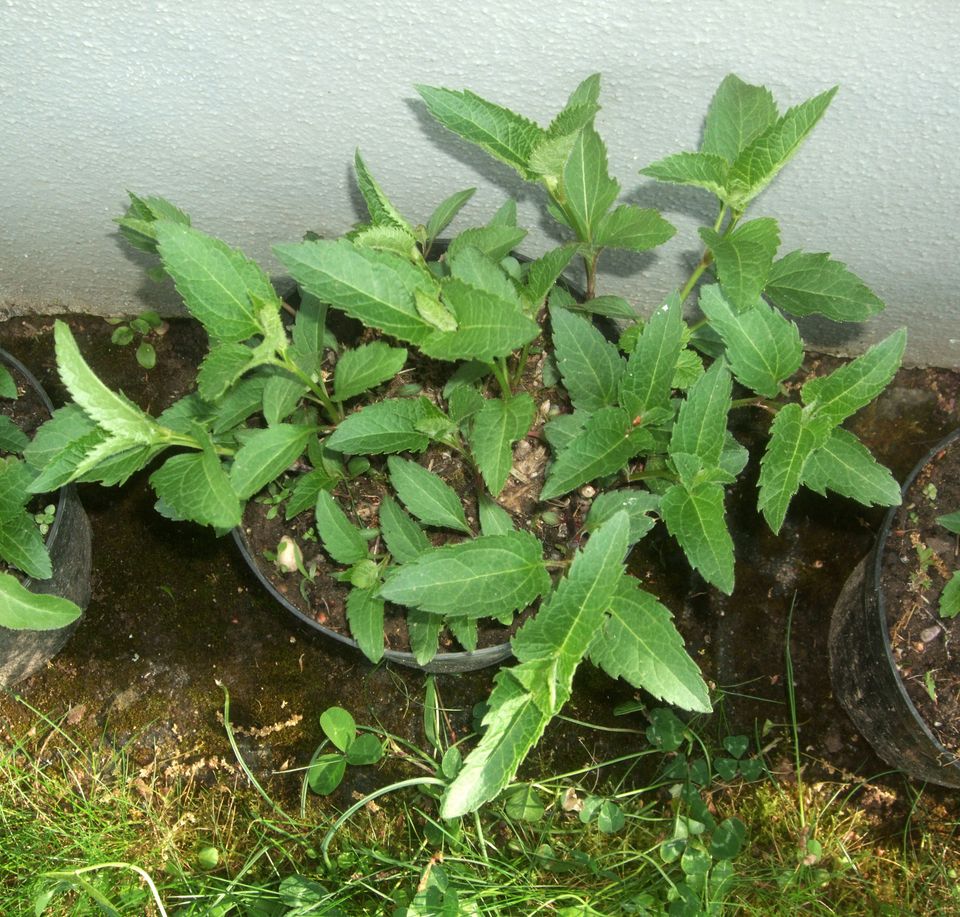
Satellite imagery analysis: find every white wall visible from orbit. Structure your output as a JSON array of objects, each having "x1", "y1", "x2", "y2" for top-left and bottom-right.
[{"x1": 1, "y1": 0, "x2": 958, "y2": 366}]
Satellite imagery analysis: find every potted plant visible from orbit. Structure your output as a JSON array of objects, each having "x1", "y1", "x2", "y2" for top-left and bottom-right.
[
  {"x1": 0, "y1": 349, "x2": 90, "y2": 686},
  {"x1": 29, "y1": 73, "x2": 904, "y2": 817},
  {"x1": 830, "y1": 429, "x2": 960, "y2": 787}
]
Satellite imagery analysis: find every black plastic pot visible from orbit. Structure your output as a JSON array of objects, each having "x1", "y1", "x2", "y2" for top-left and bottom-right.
[
  {"x1": 0, "y1": 349, "x2": 93, "y2": 686},
  {"x1": 829, "y1": 429, "x2": 960, "y2": 787}
]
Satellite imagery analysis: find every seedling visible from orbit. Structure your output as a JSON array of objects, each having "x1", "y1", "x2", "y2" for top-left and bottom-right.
[{"x1": 105, "y1": 311, "x2": 165, "y2": 369}]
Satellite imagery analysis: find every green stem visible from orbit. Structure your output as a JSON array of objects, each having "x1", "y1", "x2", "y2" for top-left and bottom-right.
[
  {"x1": 490, "y1": 358, "x2": 512, "y2": 398},
  {"x1": 43, "y1": 864, "x2": 169, "y2": 916},
  {"x1": 276, "y1": 356, "x2": 342, "y2": 424},
  {"x1": 730, "y1": 395, "x2": 782, "y2": 413},
  {"x1": 583, "y1": 251, "x2": 599, "y2": 301},
  {"x1": 513, "y1": 342, "x2": 533, "y2": 386}
]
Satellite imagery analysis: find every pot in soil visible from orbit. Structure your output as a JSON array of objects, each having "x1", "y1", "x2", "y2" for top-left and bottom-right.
[
  {"x1": 0, "y1": 349, "x2": 91, "y2": 686},
  {"x1": 830, "y1": 429, "x2": 960, "y2": 787}
]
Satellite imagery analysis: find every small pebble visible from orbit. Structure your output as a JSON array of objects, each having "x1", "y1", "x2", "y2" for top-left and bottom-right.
[{"x1": 920, "y1": 625, "x2": 942, "y2": 643}]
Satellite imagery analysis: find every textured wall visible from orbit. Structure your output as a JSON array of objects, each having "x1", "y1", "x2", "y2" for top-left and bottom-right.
[{"x1": 1, "y1": 0, "x2": 958, "y2": 366}]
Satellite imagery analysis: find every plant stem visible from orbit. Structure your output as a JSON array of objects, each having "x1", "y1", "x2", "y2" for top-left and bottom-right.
[
  {"x1": 583, "y1": 251, "x2": 599, "y2": 301},
  {"x1": 490, "y1": 358, "x2": 512, "y2": 398},
  {"x1": 277, "y1": 356, "x2": 342, "y2": 424}
]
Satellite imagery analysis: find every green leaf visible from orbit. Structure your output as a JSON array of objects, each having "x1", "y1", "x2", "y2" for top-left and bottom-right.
[
  {"x1": 447, "y1": 245, "x2": 519, "y2": 304},
  {"x1": 503, "y1": 785, "x2": 545, "y2": 823},
  {"x1": 345, "y1": 732, "x2": 384, "y2": 766},
  {"x1": 424, "y1": 187, "x2": 477, "y2": 245},
  {"x1": 229, "y1": 424, "x2": 314, "y2": 500},
  {"x1": 333, "y1": 342, "x2": 408, "y2": 402},
  {"x1": 319, "y1": 706, "x2": 356, "y2": 752},
  {"x1": 346, "y1": 586, "x2": 385, "y2": 663},
  {"x1": 765, "y1": 251, "x2": 885, "y2": 322},
  {"x1": 447, "y1": 225, "x2": 527, "y2": 263},
  {"x1": 660, "y1": 482, "x2": 735, "y2": 594},
  {"x1": 196, "y1": 343, "x2": 254, "y2": 402},
  {"x1": 116, "y1": 192, "x2": 192, "y2": 252},
  {"x1": 711, "y1": 817, "x2": 747, "y2": 860},
  {"x1": 285, "y1": 467, "x2": 337, "y2": 519},
  {"x1": 726, "y1": 86, "x2": 838, "y2": 209},
  {"x1": 593, "y1": 205, "x2": 676, "y2": 253},
  {"x1": 414, "y1": 288, "x2": 459, "y2": 332},
  {"x1": 939, "y1": 511, "x2": 960, "y2": 535},
  {"x1": 640, "y1": 151, "x2": 731, "y2": 199},
  {"x1": 326, "y1": 399, "x2": 430, "y2": 456},
  {"x1": 388, "y1": 456, "x2": 470, "y2": 533},
  {"x1": 306, "y1": 752, "x2": 346, "y2": 795},
  {"x1": 111, "y1": 325, "x2": 134, "y2": 346},
  {"x1": 416, "y1": 85, "x2": 545, "y2": 179},
  {"x1": 0, "y1": 416, "x2": 28, "y2": 453},
  {"x1": 802, "y1": 428, "x2": 901, "y2": 507},
  {"x1": 940, "y1": 572, "x2": 960, "y2": 619},
  {"x1": 542, "y1": 412, "x2": 585, "y2": 454},
  {"x1": 315, "y1": 491, "x2": 368, "y2": 565},
  {"x1": 511, "y1": 511, "x2": 630, "y2": 714},
  {"x1": 699, "y1": 218, "x2": 780, "y2": 312},
  {"x1": 154, "y1": 222, "x2": 277, "y2": 343},
  {"x1": 447, "y1": 384, "x2": 485, "y2": 426},
  {"x1": 292, "y1": 291, "x2": 328, "y2": 362},
  {"x1": 478, "y1": 493, "x2": 515, "y2": 536},
  {"x1": 540, "y1": 407, "x2": 653, "y2": 501},
  {"x1": 135, "y1": 341, "x2": 156, "y2": 369},
  {"x1": 0, "y1": 469, "x2": 51, "y2": 579},
  {"x1": 701, "y1": 74, "x2": 779, "y2": 164},
  {"x1": 53, "y1": 321, "x2": 162, "y2": 442},
  {"x1": 0, "y1": 364, "x2": 16, "y2": 399},
  {"x1": 522, "y1": 245, "x2": 577, "y2": 307},
  {"x1": 757, "y1": 403, "x2": 831, "y2": 534},
  {"x1": 0, "y1": 573, "x2": 81, "y2": 630},
  {"x1": 584, "y1": 488, "x2": 659, "y2": 545},
  {"x1": 618, "y1": 294, "x2": 684, "y2": 416},
  {"x1": 698, "y1": 285, "x2": 802, "y2": 398},
  {"x1": 407, "y1": 609, "x2": 444, "y2": 666},
  {"x1": 274, "y1": 239, "x2": 435, "y2": 345},
  {"x1": 149, "y1": 444, "x2": 241, "y2": 529},
  {"x1": 564, "y1": 295, "x2": 638, "y2": 320},
  {"x1": 22, "y1": 406, "x2": 97, "y2": 473},
  {"x1": 550, "y1": 306, "x2": 625, "y2": 412},
  {"x1": 589, "y1": 576, "x2": 710, "y2": 712},
  {"x1": 210, "y1": 375, "x2": 267, "y2": 434},
  {"x1": 262, "y1": 371, "x2": 308, "y2": 425},
  {"x1": 560, "y1": 124, "x2": 620, "y2": 243},
  {"x1": 670, "y1": 360, "x2": 733, "y2": 466},
  {"x1": 468, "y1": 394, "x2": 536, "y2": 496},
  {"x1": 379, "y1": 531, "x2": 549, "y2": 619},
  {"x1": 352, "y1": 224, "x2": 419, "y2": 261},
  {"x1": 801, "y1": 329, "x2": 906, "y2": 427},
  {"x1": 354, "y1": 149, "x2": 413, "y2": 232},
  {"x1": 421, "y1": 279, "x2": 539, "y2": 363},
  {"x1": 378, "y1": 495, "x2": 430, "y2": 563}
]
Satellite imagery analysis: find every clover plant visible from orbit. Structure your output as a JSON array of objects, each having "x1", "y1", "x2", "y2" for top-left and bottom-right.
[
  {"x1": 0, "y1": 362, "x2": 82, "y2": 631},
  {"x1": 29, "y1": 73, "x2": 905, "y2": 818}
]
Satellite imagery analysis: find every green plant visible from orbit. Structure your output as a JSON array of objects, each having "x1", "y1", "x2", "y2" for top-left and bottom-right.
[
  {"x1": 937, "y1": 509, "x2": 960, "y2": 618},
  {"x1": 105, "y1": 309, "x2": 165, "y2": 369},
  {"x1": 29, "y1": 73, "x2": 904, "y2": 821},
  {"x1": 0, "y1": 361, "x2": 81, "y2": 631}
]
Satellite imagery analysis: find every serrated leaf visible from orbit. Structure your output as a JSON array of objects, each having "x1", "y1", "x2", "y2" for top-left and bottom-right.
[
  {"x1": 660, "y1": 482, "x2": 735, "y2": 594},
  {"x1": 801, "y1": 329, "x2": 906, "y2": 427},
  {"x1": 154, "y1": 222, "x2": 277, "y2": 342},
  {"x1": 560, "y1": 124, "x2": 620, "y2": 243},
  {"x1": 758, "y1": 403, "x2": 832, "y2": 534},
  {"x1": 149, "y1": 442, "x2": 241, "y2": 529},
  {"x1": 640, "y1": 151, "x2": 731, "y2": 199},
  {"x1": 351, "y1": 224, "x2": 419, "y2": 260},
  {"x1": 565, "y1": 295, "x2": 638, "y2": 320},
  {"x1": 699, "y1": 285, "x2": 802, "y2": 397},
  {"x1": 285, "y1": 467, "x2": 336, "y2": 518},
  {"x1": 542, "y1": 412, "x2": 585, "y2": 454},
  {"x1": 333, "y1": 342, "x2": 408, "y2": 402},
  {"x1": 209, "y1": 375, "x2": 267, "y2": 434},
  {"x1": 327, "y1": 399, "x2": 430, "y2": 456},
  {"x1": 414, "y1": 288, "x2": 459, "y2": 332},
  {"x1": 424, "y1": 187, "x2": 477, "y2": 245},
  {"x1": 53, "y1": 321, "x2": 162, "y2": 442},
  {"x1": 388, "y1": 456, "x2": 470, "y2": 533},
  {"x1": 765, "y1": 250, "x2": 885, "y2": 322},
  {"x1": 447, "y1": 384, "x2": 485, "y2": 426},
  {"x1": 274, "y1": 239, "x2": 435, "y2": 345},
  {"x1": 701, "y1": 74, "x2": 779, "y2": 164},
  {"x1": 672, "y1": 348, "x2": 705, "y2": 390},
  {"x1": 593, "y1": 204, "x2": 676, "y2": 253},
  {"x1": 699, "y1": 218, "x2": 780, "y2": 312},
  {"x1": 550, "y1": 306, "x2": 625, "y2": 412},
  {"x1": 468, "y1": 394, "x2": 536, "y2": 496},
  {"x1": 0, "y1": 573, "x2": 81, "y2": 630},
  {"x1": 378, "y1": 495, "x2": 430, "y2": 563},
  {"x1": 670, "y1": 360, "x2": 733, "y2": 466},
  {"x1": 421, "y1": 279, "x2": 539, "y2": 363},
  {"x1": 315, "y1": 491, "x2": 368, "y2": 565},
  {"x1": 346, "y1": 586, "x2": 385, "y2": 663},
  {"x1": 406, "y1": 608, "x2": 444, "y2": 666},
  {"x1": 229, "y1": 424, "x2": 314, "y2": 500},
  {"x1": 416, "y1": 85, "x2": 545, "y2": 179},
  {"x1": 522, "y1": 245, "x2": 578, "y2": 307},
  {"x1": 726, "y1": 86, "x2": 838, "y2": 209},
  {"x1": 292, "y1": 291, "x2": 328, "y2": 362},
  {"x1": 618, "y1": 294, "x2": 684, "y2": 417},
  {"x1": 117, "y1": 192, "x2": 191, "y2": 253},
  {"x1": 379, "y1": 530, "x2": 548, "y2": 619},
  {"x1": 447, "y1": 245, "x2": 519, "y2": 304},
  {"x1": 446, "y1": 225, "x2": 527, "y2": 263},
  {"x1": 801, "y1": 428, "x2": 900, "y2": 507},
  {"x1": 354, "y1": 149, "x2": 413, "y2": 232},
  {"x1": 540, "y1": 407, "x2": 653, "y2": 501},
  {"x1": 590, "y1": 576, "x2": 710, "y2": 711},
  {"x1": 197, "y1": 343, "x2": 254, "y2": 402},
  {"x1": 0, "y1": 364, "x2": 16, "y2": 399},
  {"x1": 0, "y1": 483, "x2": 51, "y2": 580},
  {"x1": 478, "y1": 493, "x2": 515, "y2": 536},
  {"x1": 0, "y1": 416, "x2": 28, "y2": 453},
  {"x1": 262, "y1": 370, "x2": 308, "y2": 425},
  {"x1": 584, "y1": 488, "x2": 659, "y2": 545},
  {"x1": 511, "y1": 511, "x2": 630, "y2": 713}
]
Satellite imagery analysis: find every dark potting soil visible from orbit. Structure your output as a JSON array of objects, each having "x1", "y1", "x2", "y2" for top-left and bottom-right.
[{"x1": 881, "y1": 432, "x2": 960, "y2": 756}]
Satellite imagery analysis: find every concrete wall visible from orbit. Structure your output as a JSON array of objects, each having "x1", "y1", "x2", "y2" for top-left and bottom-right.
[{"x1": 1, "y1": 0, "x2": 958, "y2": 366}]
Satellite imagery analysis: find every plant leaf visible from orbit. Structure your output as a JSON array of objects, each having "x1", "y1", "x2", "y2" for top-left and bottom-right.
[
  {"x1": 640, "y1": 151, "x2": 731, "y2": 199},
  {"x1": 669, "y1": 360, "x2": 733, "y2": 467},
  {"x1": 589, "y1": 576, "x2": 711, "y2": 711},
  {"x1": 326, "y1": 399, "x2": 430, "y2": 456},
  {"x1": 699, "y1": 285, "x2": 802, "y2": 398},
  {"x1": 765, "y1": 251, "x2": 885, "y2": 322},
  {"x1": 593, "y1": 204, "x2": 676, "y2": 253},
  {"x1": 306, "y1": 753, "x2": 346, "y2": 795},
  {"x1": 447, "y1": 245, "x2": 519, "y2": 304},
  {"x1": 701, "y1": 74, "x2": 779, "y2": 164},
  {"x1": 468, "y1": 394, "x2": 536, "y2": 496},
  {"x1": 406, "y1": 608, "x2": 444, "y2": 666},
  {"x1": 522, "y1": 245, "x2": 578, "y2": 308},
  {"x1": 618, "y1": 294, "x2": 684, "y2": 417},
  {"x1": 346, "y1": 586, "x2": 385, "y2": 663},
  {"x1": 0, "y1": 364, "x2": 16, "y2": 399},
  {"x1": 149, "y1": 443, "x2": 241, "y2": 529},
  {"x1": 378, "y1": 495, "x2": 430, "y2": 563},
  {"x1": 565, "y1": 295, "x2": 638, "y2": 320},
  {"x1": 446, "y1": 226, "x2": 527, "y2": 263},
  {"x1": 319, "y1": 707, "x2": 356, "y2": 752},
  {"x1": 699, "y1": 218, "x2": 780, "y2": 312},
  {"x1": 550, "y1": 306, "x2": 625, "y2": 412},
  {"x1": 540, "y1": 407, "x2": 653, "y2": 502},
  {"x1": 196, "y1": 343, "x2": 255, "y2": 402},
  {"x1": 660, "y1": 482, "x2": 735, "y2": 594},
  {"x1": 333, "y1": 342, "x2": 408, "y2": 402},
  {"x1": 424, "y1": 187, "x2": 477, "y2": 245},
  {"x1": 801, "y1": 428, "x2": 901, "y2": 507},
  {"x1": 0, "y1": 416, "x2": 28, "y2": 453},
  {"x1": 262, "y1": 371, "x2": 308, "y2": 425},
  {"x1": 379, "y1": 531, "x2": 548, "y2": 619},
  {"x1": 478, "y1": 493, "x2": 515, "y2": 535},
  {"x1": 560, "y1": 124, "x2": 620, "y2": 243},
  {"x1": 941, "y1": 572, "x2": 960, "y2": 619},
  {"x1": 354, "y1": 149, "x2": 413, "y2": 232},
  {"x1": 229, "y1": 424, "x2": 315, "y2": 500},
  {"x1": 315, "y1": 490, "x2": 369, "y2": 565},
  {"x1": 387, "y1": 456, "x2": 470, "y2": 533},
  {"x1": 0, "y1": 573, "x2": 81, "y2": 630},
  {"x1": 584, "y1": 488, "x2": 659, "y2": 545}
]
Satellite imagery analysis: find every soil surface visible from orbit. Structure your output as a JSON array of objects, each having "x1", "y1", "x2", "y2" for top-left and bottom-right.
[
  {"x1": 1, "y1": 314, "x2": 959, "y2": 823},
  {"x1": 881, "y1": 431, "x2": 960, "y2": 756}
]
